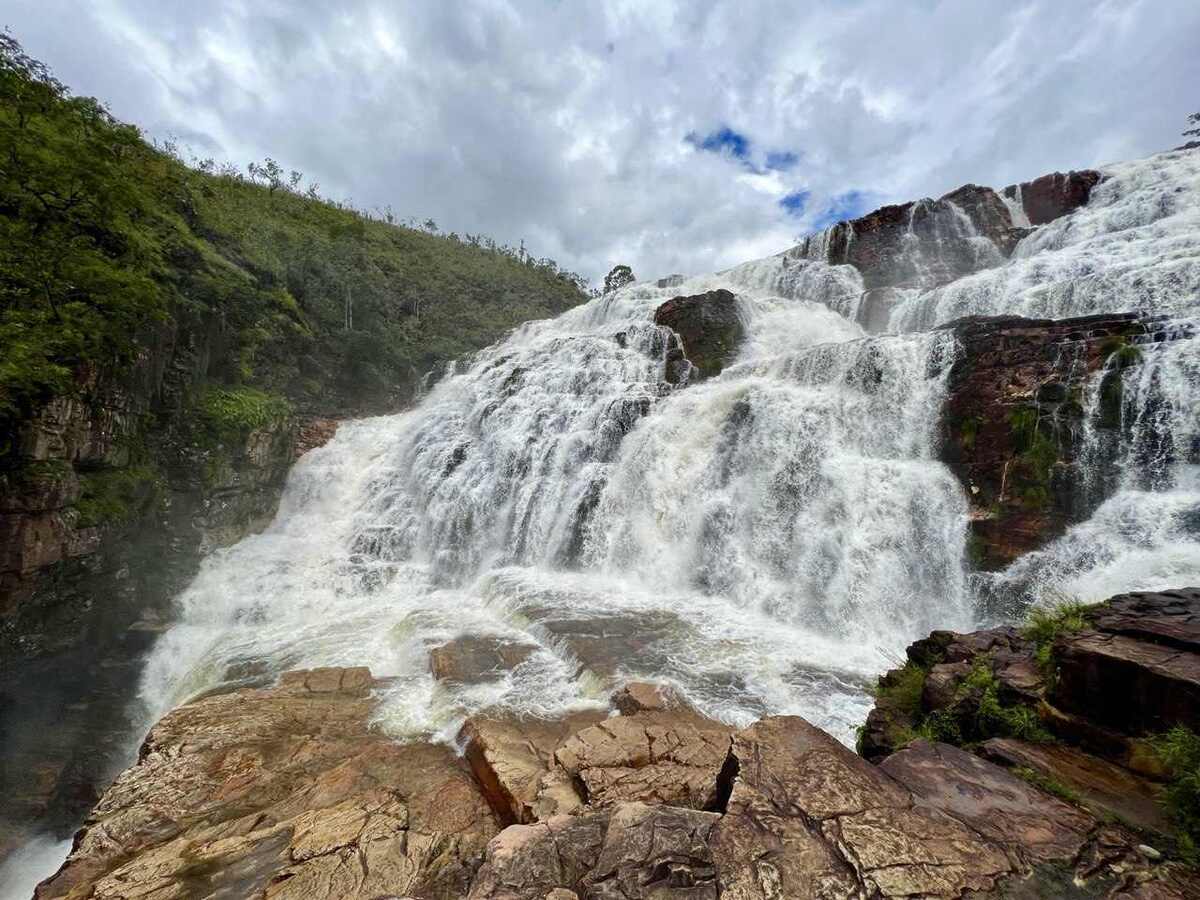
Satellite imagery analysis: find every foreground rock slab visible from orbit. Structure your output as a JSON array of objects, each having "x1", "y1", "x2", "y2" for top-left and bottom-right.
[{"x1": 36, "y1": 667, "x2": 499, "y2": 900}]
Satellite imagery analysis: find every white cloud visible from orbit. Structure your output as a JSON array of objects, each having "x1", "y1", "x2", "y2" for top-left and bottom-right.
[{"x1": 6, "y1": 0, "x2": 1198, "y2": 284}]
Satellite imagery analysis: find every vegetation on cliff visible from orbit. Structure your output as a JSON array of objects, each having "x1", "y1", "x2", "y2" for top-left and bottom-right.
[{"x1": 0, "y1": 34, "x2": 587, "y2": 453}]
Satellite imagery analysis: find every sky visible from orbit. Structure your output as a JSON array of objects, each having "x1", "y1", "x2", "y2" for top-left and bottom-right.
[{"x1": 5, "y1": 0, "x2": 1198, "y2": 284}]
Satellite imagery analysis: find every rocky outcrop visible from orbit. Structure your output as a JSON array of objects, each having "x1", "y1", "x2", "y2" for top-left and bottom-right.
[
  {"x1": 940, "y1": 312, "x2": 1195, "y2": 570},
  {"x1": 862, "y1": 588, "x2": 1200, "y2": 873},
  {"x1": 794, "y1": 185, "x2": 1023, "y2": 292},
  {"x1": 1002, "y1": 170, "x2": 1104, "y2": 226},
  {"x1": 653, "y1": 289, "x2": 745, "y2": 382},
  {"x1": 36, "y1": 668, "x2": 500, "y2": 900},
  {"x1": 39, "y1": 666, "x2": 1199, "y2": 898},
  {"x1": 792, "y1": 168, "x2": 1102, "y2": 299}
]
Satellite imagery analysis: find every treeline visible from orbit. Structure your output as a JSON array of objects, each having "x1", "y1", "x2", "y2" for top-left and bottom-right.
[{"x1": 0, "y1": 33, "x2": 589, "y2": 446}]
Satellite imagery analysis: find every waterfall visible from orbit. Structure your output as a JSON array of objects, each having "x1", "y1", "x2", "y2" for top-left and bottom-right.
[
  {"x1": 137, "y1": 146, "x2": 1200, "y2": 748},
  {"x1": 888, "y1": 147, "x2": 1200, "y2": 330}
]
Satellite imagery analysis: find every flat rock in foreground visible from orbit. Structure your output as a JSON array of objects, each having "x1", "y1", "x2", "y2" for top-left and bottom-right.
[
  {"x1": 36, "y1": 667, "x2": 499, "y2": 900},
  {"x1": 37, "y1": 668, "x2": 1198, "y2": 898}
]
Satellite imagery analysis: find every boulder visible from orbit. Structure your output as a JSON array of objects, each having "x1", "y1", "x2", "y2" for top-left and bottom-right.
[
  {"x1": 467, "y1": 802, "x2": 720, "y2": 900},
  {"x1": 1053, "y1": 629, "x2": 1200, "y2": 737},
  {"x1": 459, "y1": 710, "x2": 608, "y2": 825},
  {"x1": 881, "y1": 740, "x2": 1095, "y2": 863},
  {"x1": 554, "y1": 710, "x2": 732, "y2": 811},
  {"x1": 652, "y1": 290, "x2": 745, "y2": 381},
  {"x1": 939, "y1": 312, "x2": 1189, "y2": 569},
  {"x1": 980, "y1": 738, "x2": 1172, "y2": 836},
  {"x1": 35, "y1": 667, "x2": 499, "y2": 900}
]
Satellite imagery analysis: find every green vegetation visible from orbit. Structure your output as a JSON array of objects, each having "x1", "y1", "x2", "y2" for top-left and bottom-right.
[
  {"x1": 1007, "y1": 406, "x2": 1060, "y2": 507},
  {"x1": 198, "y1": 386, "x2": 292, "y2": 438},
  {"x1": 1099, "y1": 335, "x2": 1142, "y2": 369},
  {"x1": 1023, "y1": 598, "x2": 1091, "y2": 679},
  {"x1": 75, "y1": 464, "x2": 164, "y2": 527},
  {"x1": 1152, "y1": 725, "x2": 1200, "y2": 865},
  {"x1": 959, "y1": 415, "x2": 981, "y2": 451},
  {"x1": 0, "y1": 35, "x2": 587, "y2": 454},
  {"x1": 1013, "y1": 766, "x2": 1080, "y2": 804},
  {"x1": 868, "y1": 657, "x2": 1053, "y2": 753}
]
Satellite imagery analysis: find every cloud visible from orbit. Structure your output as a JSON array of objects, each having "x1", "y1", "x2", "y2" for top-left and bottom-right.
[{"x1": 5, "y1": 0, "x2": 1198, "y2": 285}]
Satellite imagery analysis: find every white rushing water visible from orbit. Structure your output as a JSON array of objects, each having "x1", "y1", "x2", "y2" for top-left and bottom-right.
[{"x1": 137, "y1": 147, "x2": 1200, "y2": 749}]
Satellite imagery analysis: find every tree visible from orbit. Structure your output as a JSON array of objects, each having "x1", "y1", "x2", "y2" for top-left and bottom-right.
[
  {"x1": 603, "y1": 264, "x2": 635, "y2": 295},
  {"x1": 1185, "y1": 112, "x2": 1200, "y2": 139}
]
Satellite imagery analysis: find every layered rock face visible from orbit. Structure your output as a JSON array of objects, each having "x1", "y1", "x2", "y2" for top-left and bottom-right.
[
  {"x1": 939, "y1": 312, "x2": 1195, "y2": 569},
  {"x1": 862, "y1": 588, "x2": 1200, "y2": 861},
  {"x1": 40, "y1": 656, "x2": 1199, "y2": 899}
]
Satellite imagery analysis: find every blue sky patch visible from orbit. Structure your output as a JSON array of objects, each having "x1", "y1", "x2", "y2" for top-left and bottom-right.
[
  {"x1": 764, "y1": 150, "x2": 799, "y2": 171},
  {"x1": 779, "y1": 190, "x2": 810, "y2": 215},
  {"x1": 810, "y1": 190, "x2": 873, "y2": 230},
  {"x1": 686, "y1": 126, "x2": 751, "y2": 160}
]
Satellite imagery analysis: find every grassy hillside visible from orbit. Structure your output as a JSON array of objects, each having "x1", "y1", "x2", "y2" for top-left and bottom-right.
[{"x1": 0, "y1": 34, "x2": 587, "y2": 449}]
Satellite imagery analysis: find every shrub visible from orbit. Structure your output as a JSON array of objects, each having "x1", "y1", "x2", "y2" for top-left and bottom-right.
[
  {"x1": 1024, "y1": 598, "x2": 1091, "y2": 678},
  {"x1": 1152, "y1": 725, "x2": 1200, "y2": 864},
  {"x1": 198, "y1": 386, "x2": 292, "y2": 437},
  {"x1": 75, "y1": 465, "x2": 164, "y2": 527}
]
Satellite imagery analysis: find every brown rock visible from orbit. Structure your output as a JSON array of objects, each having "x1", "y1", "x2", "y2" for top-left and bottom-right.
[
  {"x1": 467, "y1": 802, "x2": 720, "y2": 900},
  {"x1": 1053, "y1": 628, "x2": 1200, "y2": 735},
  {"x1": 610, "y1": 681, "x2": 685, "y2": 715},
  {"x1": 980, "y1": 737, "x2": 1172, "y2": 836},
  {"x1": 294, "y1": 417, "x2": 340, "y2": 459},
  {"x1": 939, "y1": 312, "x2": 1180, "y2": 569},
  {"x1": 459, "y1": 710, "x2": 608, "y2": 825},
  {"x1": 1003, "y1": 170, "x2": 1103, "y2": 226},
  {"x1": 36, "y1": 668, "x2": 499, "y2": 900},
  {"x1": 429, "y1": 635, "x2": 537, "y2": 685},
  {"x1": 881, "y1": 739, "x2": 1094, "y2": 864},
  {"x1": 554, "y1": 710, "x2": 732, "y2": 811},
  {"x1": 711, "y1": 717, "x2": 1012, "y2": 898},
  {"x1": 652, "y1": 289, "x2": 745, "y2": 381}
]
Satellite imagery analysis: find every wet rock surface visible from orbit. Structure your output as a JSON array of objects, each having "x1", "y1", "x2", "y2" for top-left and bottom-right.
[
  {"x1": 39, "y1": 656, "x2": 1200, "y2": 899},
  {"x1": 652, "y1": 289, "x2": 745, "y2": 381},
  {"x1": 939, "y1": 313, "x2": 1194, "y2": 570},
  {"x1": 1002, "y1": 170, "x2": 1104, "y2": 226}
]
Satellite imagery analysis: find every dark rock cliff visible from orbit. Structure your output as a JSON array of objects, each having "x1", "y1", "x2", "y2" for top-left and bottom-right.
[{"x1": 940, "y1": 313, "x2": 1196, "y2": 570}]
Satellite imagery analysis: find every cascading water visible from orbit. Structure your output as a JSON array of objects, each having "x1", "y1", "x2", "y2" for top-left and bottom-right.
[{"x1": 136, "y1": 146, "x2": 1200, "y2": 757}]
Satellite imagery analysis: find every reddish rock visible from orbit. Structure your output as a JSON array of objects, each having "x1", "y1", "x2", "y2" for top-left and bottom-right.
[
  {"x1": 294, "y1": 417, "x2": 340, "y2": 459},
  {"x1": 459, "y1": 710, "x2": 608, "y2": 825},
  {"x1": 881, "y1": 739, "x2": 1094, "y2": 864},
  {"x1": 711, "y1": 717, "x2": 1013, "y2": 898},
  {"x1": 1052, "y1": 628, "x2": 1200, "y2": 736},
  {"x1": 428, "y1": 635, "x2": 537, "y2": 685},
  {"x1": 940, "y1": 313, "x2": 1181, "y2": 569},
  {"x1": 980, "y1": 737, "x2": 1172, "y2": 836},
  {"x1": 554, "y1": 709, "x2": 732, "y2": 811},
  {"x1": 1003, "y1": 170, "x2": 1103, "y2": 226}
]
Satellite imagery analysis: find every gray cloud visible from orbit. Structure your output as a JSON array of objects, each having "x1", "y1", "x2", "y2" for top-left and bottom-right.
[{"x1": 6, "y1": 0, "x2": 1198, "y2": 283}]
